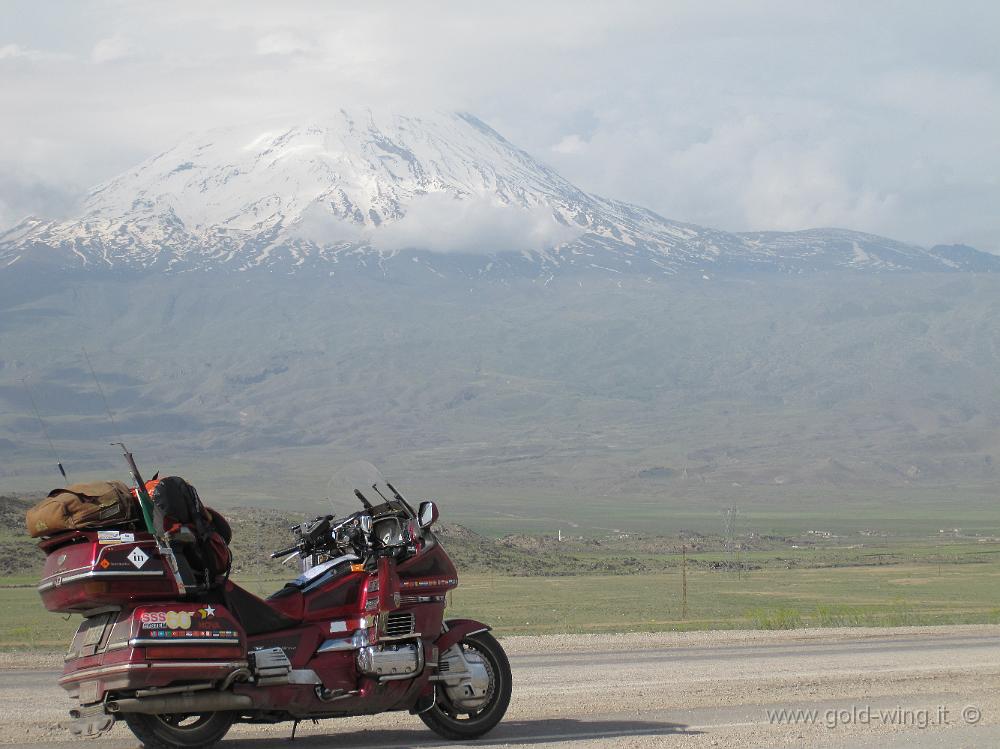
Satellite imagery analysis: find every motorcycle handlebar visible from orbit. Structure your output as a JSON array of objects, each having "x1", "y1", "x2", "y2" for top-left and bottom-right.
[{"x1": 331, "y1": 514, "x2": 359, "y2": 533}]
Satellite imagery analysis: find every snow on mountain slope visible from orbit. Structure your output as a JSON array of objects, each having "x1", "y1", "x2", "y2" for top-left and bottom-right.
[{"x1": 1, "y1": 109, "x2": 996, "y2": 277}]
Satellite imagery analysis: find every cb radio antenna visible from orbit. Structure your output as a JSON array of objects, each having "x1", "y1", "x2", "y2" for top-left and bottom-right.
[
  {"x1": 82, "y1": 347, "x2": 124, "y2": 444},
  {"x1": 20, "y1": 377, "x2": 67, "y2": 480}
]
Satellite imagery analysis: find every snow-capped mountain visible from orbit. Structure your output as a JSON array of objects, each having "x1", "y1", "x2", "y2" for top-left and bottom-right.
[{"x1": 1, "y1": 109, "x2": 996, "y2": 277}]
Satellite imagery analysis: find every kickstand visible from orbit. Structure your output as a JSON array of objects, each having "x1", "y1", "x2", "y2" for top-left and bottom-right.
[{"x1": 291, "y1": 719, "x2": 299, "y2": 740}]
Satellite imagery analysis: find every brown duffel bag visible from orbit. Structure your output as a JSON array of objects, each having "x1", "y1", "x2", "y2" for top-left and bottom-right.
[{"x1": 25, "y1": 481, "x2": 136, "y2": 538}]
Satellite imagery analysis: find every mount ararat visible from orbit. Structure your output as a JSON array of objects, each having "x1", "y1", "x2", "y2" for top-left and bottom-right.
[{"x1": 1, "y1": 110, "x2": 995, "y2": 278}]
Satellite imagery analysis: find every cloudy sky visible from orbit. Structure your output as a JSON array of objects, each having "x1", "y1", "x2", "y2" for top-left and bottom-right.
[{"x1": 2, "y1": 0, "x2": 998, "y2": 251}]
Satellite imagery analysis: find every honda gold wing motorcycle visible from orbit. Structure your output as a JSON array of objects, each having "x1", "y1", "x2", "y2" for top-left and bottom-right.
[{"x1": 35, "y1": 461, "x2": 511, "y2": 748}]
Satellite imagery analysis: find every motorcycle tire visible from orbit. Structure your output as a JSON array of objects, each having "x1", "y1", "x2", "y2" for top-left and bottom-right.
[
  {"x1": 420, "y1": 631, "x2": 512, "y2": 740},
  {"x1": 123, "y1": 711, "x2": 235, "y2": 749}
]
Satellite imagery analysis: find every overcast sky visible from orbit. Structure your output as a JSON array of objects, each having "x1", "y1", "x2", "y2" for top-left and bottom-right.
[{"x1": 2, "y1": 0, "x2": 998, "y2": 251}]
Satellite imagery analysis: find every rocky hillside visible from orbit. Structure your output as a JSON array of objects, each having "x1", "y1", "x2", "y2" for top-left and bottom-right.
[{"x1": 0, "y1": 495, "x2": 650, "y2": 580}]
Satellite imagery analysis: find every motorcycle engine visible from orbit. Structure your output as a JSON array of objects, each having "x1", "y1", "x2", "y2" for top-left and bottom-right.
[{"x1": 356, "y1": 643, "x2": 421, "y2": 678}]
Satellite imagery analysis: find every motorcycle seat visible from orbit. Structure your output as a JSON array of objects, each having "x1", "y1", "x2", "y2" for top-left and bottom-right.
[{"x1": 223, "y1": 581, "x2": 299, "y2": 636}]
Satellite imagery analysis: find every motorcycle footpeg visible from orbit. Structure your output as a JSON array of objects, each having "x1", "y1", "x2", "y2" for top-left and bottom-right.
[{"x1": 315, "y1": 686, "x2": 358, "y2": 702}]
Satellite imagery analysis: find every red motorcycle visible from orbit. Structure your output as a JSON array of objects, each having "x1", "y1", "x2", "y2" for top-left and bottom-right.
[{"x1": 35, "y1": 460, "x2": 511, "y2": 748}]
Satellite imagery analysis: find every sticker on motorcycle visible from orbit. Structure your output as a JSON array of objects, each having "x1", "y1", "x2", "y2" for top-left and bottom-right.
[
  {"x1": 127, "y1": 548, "x2": 149, "y2": 569},
  {"x1": 141, "y1": 610, "x2": 190, "y2": 629},
  {"x1": 141, "y1": 607, "x2": 216, "y2": 630},
  {"x1": 168, "y1": 611, "x2": 193, "y2": 629}
]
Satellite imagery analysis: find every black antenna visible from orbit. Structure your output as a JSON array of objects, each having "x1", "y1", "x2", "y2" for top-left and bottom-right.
[
  {"x1": 371, "y1": 483, "x2": 389, "y2": 503},
  {"x1": 386, "y1": 481, "x2": 417, "y2": 517},
  {"x1": 21, "y1": 378, "x2": 67, "y2": 480},
  {"x1": 82, "y1": 347, "x2": 124, "y2": 444}
]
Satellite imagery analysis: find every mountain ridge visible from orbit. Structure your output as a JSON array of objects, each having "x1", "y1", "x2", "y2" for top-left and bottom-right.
[{"x1": 2, "y1": 109, "x2": 996, "y2": 279}]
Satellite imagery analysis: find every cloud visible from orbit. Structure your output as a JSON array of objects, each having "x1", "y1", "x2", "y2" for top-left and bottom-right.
[
  {"x1": 0, "y1": 43, "x2": 41, "y2": 60},
  {"x1": 255, "y1": 31, "x2": 313, "y2": 56},
  {"x1": 742, "y1": 140, "x2": 899, "y2": 232},
  {"x1": 551, "y1": 134, "x2": 588, "y2": 155},
  {"x1": 634, "y1": 114, "x2": 899, "y2": 233},
  {"x1": 369, "y1": 192, "x2": 582, "y2": 254},
  {"x1": 0, "y1": 166, "x2": 81, "y2": 228},
  {"x1": 289, "y1": 201, "x2": 365, "y2": 245},
  {"x1": 91, "y1": 35, "x2": 135, "y2": 63},
  {"x1": 0, "y1": 43, "x2": 69, "y2": 62}
]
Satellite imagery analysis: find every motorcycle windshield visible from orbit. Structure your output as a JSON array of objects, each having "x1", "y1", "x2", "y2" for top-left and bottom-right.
[{"x1": 326, "y1": 460, "x2": 390, "y2": 516}]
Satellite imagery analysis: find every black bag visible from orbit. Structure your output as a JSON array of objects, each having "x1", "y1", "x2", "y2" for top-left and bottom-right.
[
  {"x1": 151, "y1": 476, "x2": 206, "y2": 535},
  {"x1": 150, "y1": 477, "x2": 231, "y2": 585}
]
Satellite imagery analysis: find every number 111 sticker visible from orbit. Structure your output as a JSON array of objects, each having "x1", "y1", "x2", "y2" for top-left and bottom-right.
[{"x1": 128, "y1": 547, "x2": 150, "y2": 569}]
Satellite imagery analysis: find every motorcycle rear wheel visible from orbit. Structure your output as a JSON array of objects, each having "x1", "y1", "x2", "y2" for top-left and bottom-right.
[
  {"x1": 420, "y1": 631, "x2": 512, "y2": 740},
  {"x1": 123, "y1": 711, "x2": 234, "y2": 749}
]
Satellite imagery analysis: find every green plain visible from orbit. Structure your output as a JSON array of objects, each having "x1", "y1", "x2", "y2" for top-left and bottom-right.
[{"x1": 6, "y1": 547, "x2": 1000, "y2": 652}]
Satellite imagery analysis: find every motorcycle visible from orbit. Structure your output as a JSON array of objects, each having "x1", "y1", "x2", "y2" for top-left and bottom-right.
[{"x1": 35, "y1": 461, "x2": 511, "y2": 748}]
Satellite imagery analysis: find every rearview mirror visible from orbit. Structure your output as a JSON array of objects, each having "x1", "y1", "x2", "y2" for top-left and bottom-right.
[{"x1": 418, "y1": 501, "x2": 439, "y2": 529}]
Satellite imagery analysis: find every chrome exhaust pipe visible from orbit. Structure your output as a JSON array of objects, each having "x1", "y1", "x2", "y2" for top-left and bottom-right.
[{"x1": 108, "y1": 692, "x2": 253, "y2": 715}]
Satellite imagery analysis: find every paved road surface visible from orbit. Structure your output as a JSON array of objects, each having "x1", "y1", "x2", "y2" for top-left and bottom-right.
[{"x1": 3, "y1": 626, "x2": 999, "y2": 748}]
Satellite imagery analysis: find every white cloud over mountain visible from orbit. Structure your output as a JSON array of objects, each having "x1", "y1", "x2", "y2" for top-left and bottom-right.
[{"x1": 370, "y1": 193, "x2": 583, "y2": 255}]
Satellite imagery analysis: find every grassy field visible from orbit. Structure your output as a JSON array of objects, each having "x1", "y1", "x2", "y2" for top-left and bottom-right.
[
  {"x1": 5, "y1": 549, "x2": 1000, "y2": 651},
  {"x1": 444, "y1": 563, "x2": 1000, "y2": 634}
]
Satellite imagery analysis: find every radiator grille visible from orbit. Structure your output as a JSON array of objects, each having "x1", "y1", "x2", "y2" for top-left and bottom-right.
[
  {"x1": 384, "y1": 612, "x2": 415, "y2": 638},
  {"x1": 399, "y1": 594, "x2": 446, "y2": 605}
]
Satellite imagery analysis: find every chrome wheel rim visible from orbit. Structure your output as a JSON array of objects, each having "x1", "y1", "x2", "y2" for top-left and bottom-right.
[{"x1": 440, "y1": 642, "x2": 498, "y2": 719}]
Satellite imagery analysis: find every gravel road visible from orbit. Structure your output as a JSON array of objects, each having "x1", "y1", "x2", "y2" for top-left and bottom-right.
[{"x1": 2, "y1": 625, "x2": 999, "y2": 748}]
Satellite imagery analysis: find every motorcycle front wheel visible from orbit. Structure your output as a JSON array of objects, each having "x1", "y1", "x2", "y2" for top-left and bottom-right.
[
  {"x1": 123, "y1": 711, "x2": 234, "y2": 749},
  {"x1": 420, "y1": 631, "x2": 512, "y2": 740}
]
